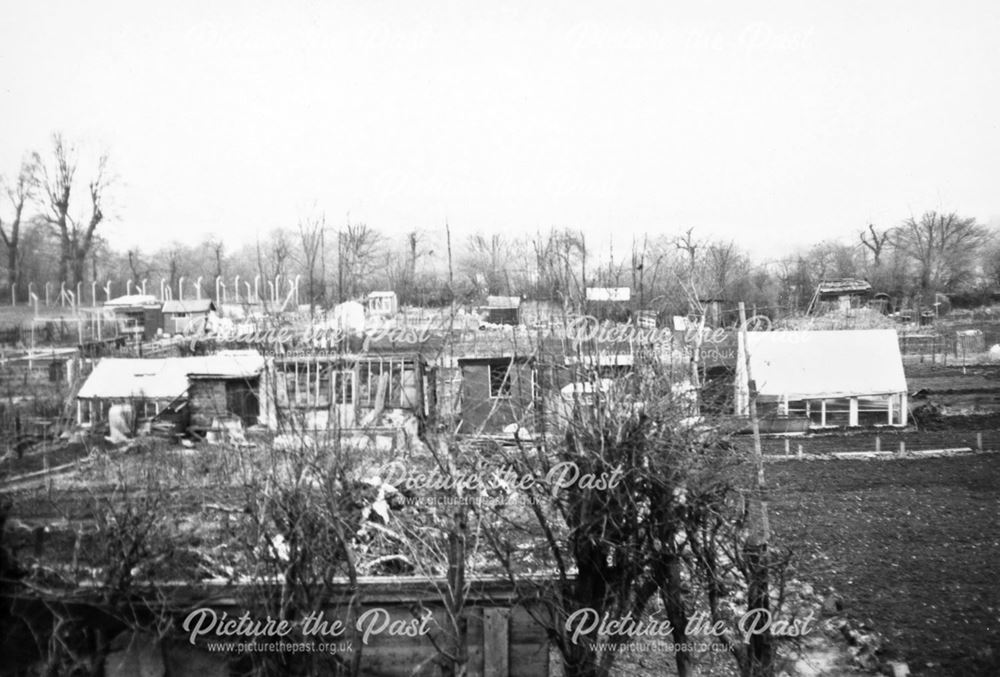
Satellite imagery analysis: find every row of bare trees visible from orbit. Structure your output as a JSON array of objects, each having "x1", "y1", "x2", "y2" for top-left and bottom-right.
[{"x1": 3, "y1": 138, "x2": 997, "y2": 311}]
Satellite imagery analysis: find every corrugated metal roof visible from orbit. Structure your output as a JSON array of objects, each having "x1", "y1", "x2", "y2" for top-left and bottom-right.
[
  {"x1": 162, "y1": 299, "x2": 216, "y2": 314},
  {"x1": 77, "y1": 351, "x2": 264, "y2": 399},
  {"x1": 816, "y1": 279, "x2": 872, "y2": 296}
]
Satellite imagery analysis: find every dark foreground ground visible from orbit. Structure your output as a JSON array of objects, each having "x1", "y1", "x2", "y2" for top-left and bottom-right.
[
  {"x1": 768, "y1": 454, "x2": 1000, "y2": 676},
  {"x1": 3, "y1": 445, "x2": 999, "y2": 675}
]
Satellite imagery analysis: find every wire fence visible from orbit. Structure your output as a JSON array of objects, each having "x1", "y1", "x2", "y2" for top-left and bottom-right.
[{"x1": 753, "y1": 428, "x2": 1000, "y2": 456}]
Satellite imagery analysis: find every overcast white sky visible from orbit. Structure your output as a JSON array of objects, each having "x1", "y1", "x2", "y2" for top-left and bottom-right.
[{"x1": 1, "y1": 1, "x2": 997, "y2": 259}]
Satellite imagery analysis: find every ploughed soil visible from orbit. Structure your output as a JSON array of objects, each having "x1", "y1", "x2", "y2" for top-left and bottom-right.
[{"x1": 768, "y1": 454, "x2": 1000, "y2": 676}]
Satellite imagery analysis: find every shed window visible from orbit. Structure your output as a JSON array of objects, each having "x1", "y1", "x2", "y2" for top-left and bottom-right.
[
  {"x1": 136, "y1": 400, "x2": 158, "y2": 419},
  {"x1": 489, "y1": 362, "x2": 512, "y2": 398},
  {"x1": 282, "y1": 362, "x2": 355, "y2": 408},
  {"x1": 334, "y1": 370, "x2": 354, "y2": 405},
  {"x1": 358, "y1": 358, "x2": 414, "y2": 408}
]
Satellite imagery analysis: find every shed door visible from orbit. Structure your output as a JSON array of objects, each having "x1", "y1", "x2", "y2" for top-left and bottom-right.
[{"x1": 226, "y1": 378, "x2": 260, "y2": 426}]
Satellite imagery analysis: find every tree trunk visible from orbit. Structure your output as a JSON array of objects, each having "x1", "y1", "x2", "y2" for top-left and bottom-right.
[
  {"x1": 746, "y1": 544, "x2": 774, "y2": 676},
  {"x1": 6, "y1": 247, "x2": 17, "y2": 300},
  {"x1": 443, "y1": 506, "x2": 468, "y2": 677},
  {"x1": 58, "y1": 237, "x2": 70, "y2": 288},
  {"x1": 72, "y1": 253, "x2": 88, "y2": 288},
  {"x1": 660, "y1": 556, "x2": 693, "y2": 677}
]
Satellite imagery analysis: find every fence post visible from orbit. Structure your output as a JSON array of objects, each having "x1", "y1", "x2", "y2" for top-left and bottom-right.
[
  {"x1": 483, "y1": 608, "x2": 510, "y2": 677},
  {"x1": 797, "y1": 444, "x2": 803, "y2": 459},
  {"x1": 898, "y1": 441, "x2": 905, "y2": 455},
  {"x1": 875, "y1": 435, "x2": 881, "y2": 453},
  {"x1": 977, "y1": 432, "x2": 982, "y2": 452}
]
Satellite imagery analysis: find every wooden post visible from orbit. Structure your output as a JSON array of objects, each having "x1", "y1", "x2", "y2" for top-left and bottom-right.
[
  {"x1": 784, "y1": 438, "x2": 790, "y2": 456},
  {"x1": 899, "y1": 441, "x2": 905, "y2": 455},
  {"x1": 483, "y1": 608, "x2": 510, "y2": 677},
  {"x1": 977, "y1": 432, "x2": 982, "y2": 452},
  {"x1": 738, "y1": 300, "x2": 773, "y2": 673},
  {"x1": 875, "y1": 435, "x2": 881, "y2": 453}
]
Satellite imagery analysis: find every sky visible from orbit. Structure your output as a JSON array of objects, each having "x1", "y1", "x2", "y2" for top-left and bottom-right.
[{"x1": 1, "y1": 0, "x2": 998, "y2": 261}]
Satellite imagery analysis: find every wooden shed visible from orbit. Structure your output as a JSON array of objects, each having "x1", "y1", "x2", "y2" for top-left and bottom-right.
[
  {"x1": 584, "y1": 287, "x2": 631, "y2": 323},
  {"x1": 366, "y1": 291, "x2": 399, "y2": 316},
  {"x1": 161, "y1": 299, "x2": 217, "y2": 335},
  {"x1": 76, "y1": 351, "x2": 265, "y2": 432},
  {"x1": 484, "y1": 296, "x2": 522, "y2": 326},
  {"x1": 103, "y1": 294, "x2": 163, "y2": 341}
]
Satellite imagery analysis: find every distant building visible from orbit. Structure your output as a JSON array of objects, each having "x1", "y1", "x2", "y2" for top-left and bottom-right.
[
  {"x1": 161, "y1": 299, "x2": 216, "y2": 335},
  {"x1": 366, "y1": 291, "x2": 399, "y2": 317},
  {"x1": 484, "y1": 296, "x2": 522, "y2": 326},
  {"x1": 811, "y1": 279, "x2": 872, "y2": 313},
  {"x1": 457, "y1": 355, "x2": 534, "y2": 433},
  {"x1": 585, "y1": 287, "x2": 631, "y2": 323},
  {"x1": 103, "y1": 294, "x2": 162, "y2": 341},
  {"x1": 453, "y1": 333, "x2": 636, "y2": 435}
]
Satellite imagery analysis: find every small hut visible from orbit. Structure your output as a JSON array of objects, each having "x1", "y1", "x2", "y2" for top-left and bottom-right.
[
  {"x1": 103, "y1": 294, "x2": 162, "y2": 341},
  {"x1": 161, "y1": 299, "x2": 216, "y2": 335},
  {"x1": 484, "y1": 296, "x2": 522, "y2": 326}
]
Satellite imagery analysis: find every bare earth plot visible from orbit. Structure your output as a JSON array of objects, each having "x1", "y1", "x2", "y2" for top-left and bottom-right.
[{"x1": 768, "y1": 454, "x2": 1000, "y2": 676}]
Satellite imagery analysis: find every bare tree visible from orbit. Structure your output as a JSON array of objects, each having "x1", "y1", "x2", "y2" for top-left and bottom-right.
[
  {"x1": 0, "y1": 158, "x2": 39, "y2": 299},
  {"x1": 207, "y1": 236, "x2": 225, "y2": 280},
  {"x1": 894, "y1": 211, "x2": 991, "y2": 294},
  {"x1": 531, "y1": 229, "x2": 587, "y2": 307},
  {"x1": 298, "y1": 213, "x2": 326, "y2": 313},
  {"x1": 386, "y1": 229, "x2": 437, "y2": 305},
  {"x1": 460, "y1": 233, "x2": 511, "y2": 296},
  {"x1": 465, "y1": 348, "x2": 788, "y2": 677},
  {"x1": 256, "y1": 228, "x2": 294, "y2": 303},
  {"x1": 36, "y1": 134, "x2": 111, "y2": 286},
  {"x1": 858, "y1": 223, "x2": 890, "y2": 268},
  {"x1": 125, "y1": 249, "x2": 156, "y2": 291},
  {"x1": 704, "y1": 240, "x2": 749, "y2": 299},
  {"x1": 337, "y1": 222, "x2": 383, "y2": 301},
  {"x1": 805, "y1": 240, "x2": 859, "y2": 283},
  {"x1": 674, "y1": 227, "x2": 701, "y2": 278}
]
